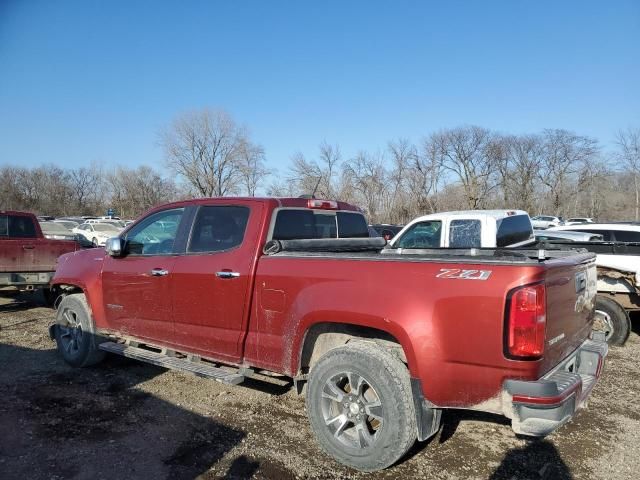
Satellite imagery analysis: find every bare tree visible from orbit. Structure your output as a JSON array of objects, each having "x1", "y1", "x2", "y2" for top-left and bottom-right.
[
  {"x1": 433, "y1": 126, "x2": 498, "y2": 209},
  {"x1": 404, "y1": 137, "x2": 441, "y2": 218},
  {"x1": 539, "y1": 129, "x2": 598, "y2": 215},
  {"x1": 387, "y1": 139, "x2": 417, "y2": 221},
  {"x1": 107, "y1": 166, "x2": 176, "y2": 218},
  {"x1": 237, "y1": 141, "x2": 269, "y2": 196},
  {"x1": 616, "y1": 128, "x2": 640, "y2": 220},
  {"x1": 498, "y1": 134, "x2": 544, "y2": 212},
  {"x1": 287, "y1": 142, "x2": 342, "y2": 198},
  {"x1": 342, "y1": 151, "x2": 387, "y2": 222},
  {"x1": 161, "y1": 108, "x2": 259, "y2": 197}
]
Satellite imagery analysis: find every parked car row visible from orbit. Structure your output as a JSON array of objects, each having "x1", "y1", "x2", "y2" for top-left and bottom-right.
[{"x1": 530, "y1": 215, "x2": 595, "y2": 229}]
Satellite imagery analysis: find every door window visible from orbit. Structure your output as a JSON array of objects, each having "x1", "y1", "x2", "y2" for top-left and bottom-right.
[
  {"x1": 125, "y1": 208, "x2": 184, "y2": 255},
  {"x1": 449, "y1": 219, "x2": 481, "y2": 248},
  {"x1": 188, "y1": 206, "x2": 250, "y2": 253},
  {"x1": 395, "y1": 221, "x2": 442, "y2": 248}
]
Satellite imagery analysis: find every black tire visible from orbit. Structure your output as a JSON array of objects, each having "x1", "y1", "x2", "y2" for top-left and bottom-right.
[
  {"x1": 306, "y1": 341, "x2": 416, "y2": 472},
  {"x1": 54, "y1": 293, "x2": 106, "y2": 367},
  {"x1": 594, "y1": 295, "x2": 631, "y2": 346},
  {"x1": 91, "y1": 237, "x2": 98, "y2": 248}
]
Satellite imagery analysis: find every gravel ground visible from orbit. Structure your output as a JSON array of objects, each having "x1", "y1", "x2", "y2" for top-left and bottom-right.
[{"x1": 1, "y1": 292, "x2": 639, "y2": 480}]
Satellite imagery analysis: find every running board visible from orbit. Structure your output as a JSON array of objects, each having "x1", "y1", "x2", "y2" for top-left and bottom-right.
[{"x1": 98, "y1": 341, "x2": 244, "y2": 385}]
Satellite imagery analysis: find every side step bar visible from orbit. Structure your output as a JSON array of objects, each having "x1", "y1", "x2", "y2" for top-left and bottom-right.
[{"x1": 99, "y1": 341, "x2": 245, "y2": 385}]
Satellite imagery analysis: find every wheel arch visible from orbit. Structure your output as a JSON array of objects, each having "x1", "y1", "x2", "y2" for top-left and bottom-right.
[{"x1": 294, "y1": 320, "x2": 417, "y2": 377}]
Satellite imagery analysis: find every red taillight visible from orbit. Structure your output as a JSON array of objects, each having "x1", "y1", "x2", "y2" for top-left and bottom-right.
[
  {"x1": 507, "y1": 283, "x2": 546, "y2": 358},
  {"x1": 307, "y1": 199, "x2": 338, "y2": 210}
]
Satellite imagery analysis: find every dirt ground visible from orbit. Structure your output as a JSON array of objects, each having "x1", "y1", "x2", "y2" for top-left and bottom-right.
[{"x1": 1, "y1": 292, "x2": 639, "y2": 480}]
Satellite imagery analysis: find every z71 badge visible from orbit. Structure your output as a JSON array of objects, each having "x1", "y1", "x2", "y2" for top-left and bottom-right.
[{"x1": 436, "y1": 268, "x2": 492, "y2": 280}]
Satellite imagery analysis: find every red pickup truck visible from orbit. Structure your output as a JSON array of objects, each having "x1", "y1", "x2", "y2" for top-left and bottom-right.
[
  {"x1": 0, "y1": 211, "x2": 77, "y2": 302},
  {"x1": 49, "y1": 197, "x2": 608, "y2": 471}
]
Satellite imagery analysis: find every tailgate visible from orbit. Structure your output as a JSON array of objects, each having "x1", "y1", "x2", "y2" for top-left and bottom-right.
[
  {"x1": 0, "y1": 239, "x2": 77, "y2": 273},
  {"x1": 539, "y1": 253, "x2": 597, "y2": 374}
]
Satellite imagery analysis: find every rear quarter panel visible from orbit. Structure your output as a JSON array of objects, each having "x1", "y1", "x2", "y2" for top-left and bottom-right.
[{"x1": 245, "y1": 255, "x2": 554, "y2": 408}]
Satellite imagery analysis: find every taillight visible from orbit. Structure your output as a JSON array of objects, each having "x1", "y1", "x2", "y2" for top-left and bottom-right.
[
  {"x1": 307, "y1": 199, "x2": 338, "y2": 210},
  {"x1": 506, "y1": 283, "x2": 546, "y2": 359}
]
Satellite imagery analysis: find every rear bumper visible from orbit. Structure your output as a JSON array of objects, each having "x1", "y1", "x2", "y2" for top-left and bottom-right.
[
  {"x1": 0, "y1": 272, "x2": 54, "y2": 288},
  {"x1": 503, "y1": 333, "x2": 608, "y2": 436}
]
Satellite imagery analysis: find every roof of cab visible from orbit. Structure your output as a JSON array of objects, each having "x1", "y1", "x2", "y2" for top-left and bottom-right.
[
  {"x1": 406, "y1": 209, "x2": 529, "y2": 223},
  {"x1": 132, "y1": 197, "x2": 363, "y2": 220}
]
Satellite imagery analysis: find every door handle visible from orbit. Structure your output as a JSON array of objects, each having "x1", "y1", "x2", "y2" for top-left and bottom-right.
[
  {"x1": 216, "y1": 271, "x2": 240, "y2": 279},
  {"x1": 22, "y1": 245, "x2": 35, "y2": 250},
  {"x1": 150, "y1": 268, "x2": 169, "y2": 276}
]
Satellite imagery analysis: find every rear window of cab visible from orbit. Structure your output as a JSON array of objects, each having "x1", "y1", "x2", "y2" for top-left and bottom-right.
[
  {"x1": 271, "y1": 209, "x2": 369, "y2": 240},
  {"x1": 0, "y1": 215, "x2": 37, "y2": 238}
]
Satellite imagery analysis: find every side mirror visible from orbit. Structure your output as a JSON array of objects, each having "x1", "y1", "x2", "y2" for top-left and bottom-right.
[{"x1": 105, "y1": 237, "x2": 124, "y2": 257}]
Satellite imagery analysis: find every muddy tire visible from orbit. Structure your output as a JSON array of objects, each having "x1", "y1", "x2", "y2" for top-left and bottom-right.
[
  {"x1": 54, "y1": 293, "x2": 106, "y2": 367},
  {"x1": 306, "y1": 341, "x2": 416, "y2": 472},
  {"x1": 594, "y1": 295, "x2": 631, "y2": 346}
]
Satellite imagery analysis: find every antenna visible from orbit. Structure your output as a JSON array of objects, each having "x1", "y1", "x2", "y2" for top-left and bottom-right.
[{"x1": 311, "y1": 176, "x2": 323, "y2": 198}]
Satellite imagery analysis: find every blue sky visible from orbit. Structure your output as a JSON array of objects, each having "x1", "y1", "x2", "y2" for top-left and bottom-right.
[{"x1": 0, "y1": 0, "x2": 638, "y2": 174}]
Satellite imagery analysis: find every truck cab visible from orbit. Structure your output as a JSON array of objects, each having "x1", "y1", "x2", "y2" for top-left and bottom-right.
[{"x1": 388, "y1": 209, "x2": 534, "y2": 250}]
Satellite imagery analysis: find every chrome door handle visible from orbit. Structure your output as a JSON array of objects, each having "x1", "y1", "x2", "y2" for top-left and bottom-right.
[
  {"x1": 150, "y1": 268, "x2": 169, "y2": 276},
  {"x1": 216, "y1": 271, "x2": 240, "y2": 279}
]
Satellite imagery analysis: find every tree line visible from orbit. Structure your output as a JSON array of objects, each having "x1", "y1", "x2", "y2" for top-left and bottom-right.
[{"x1": 1, "y1": 108, "x2": 638, "y2": 223}]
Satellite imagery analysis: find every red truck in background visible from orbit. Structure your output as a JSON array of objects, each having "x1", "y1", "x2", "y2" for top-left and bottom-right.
[
  {"x1": 48, "y1": 197, "x2": 608, "y2": 472},
  {"x1": 0, "y1": 211, "x2": 77, "y2": 302}
]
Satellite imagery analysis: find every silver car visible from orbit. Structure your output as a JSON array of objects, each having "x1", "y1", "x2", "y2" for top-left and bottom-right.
[{"x1": 535, "y1": 229, "x2": 603, "y2": 242}]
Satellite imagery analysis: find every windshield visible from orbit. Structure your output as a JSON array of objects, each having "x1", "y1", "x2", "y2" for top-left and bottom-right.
[{"x1": 93, "y1": 224, "x2": 119, "y2": 233}]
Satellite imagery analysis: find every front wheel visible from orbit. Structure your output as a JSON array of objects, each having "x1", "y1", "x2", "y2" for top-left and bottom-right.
[
  {"x1": 54, "y1": 293, "x2": 106, "y2": 367},
  {"x1": 594, "y1": 295, "x2": 631, "y2": 346},
  {"x1": 306, "y1": 341, "x2": 416, "y2": 472}
]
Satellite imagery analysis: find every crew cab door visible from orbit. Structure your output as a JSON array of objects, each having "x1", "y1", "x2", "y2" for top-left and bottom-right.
[
  {"x1": 0, "y1": 214, "x2": 39, "y2": 271},
  {"x1": 170, "y1": 202, "x2": 262, "y2": 363},
  {"x1": 101, "y1": 207, "x2": 187, "y2": 343}
]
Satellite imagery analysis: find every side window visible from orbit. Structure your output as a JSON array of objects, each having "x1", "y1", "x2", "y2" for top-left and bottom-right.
[
  {"x1": 496, "y1": 215, "x2": 534, "y2": 247},
  {"x1": 612, "y1": 230, "x2": 640, "y2": 242},
  {"x1": 449, "y1": 219, "x2": 481, "y2": 248},
  {"x1": 125, "y1": 208, "x2": 184, "y2": 255},
  {"x1": 8, "y1": 215, "x2": 37, "y2": 238},
  {"x1": 188, "y1": 206, "x2": 250, "y2": 253},
  {"x1": 395, "y1": 221, "x2": 442, "y2": 248},
  {"x1": 0, "y1": 215, "x2": 7, "y2": 236}
]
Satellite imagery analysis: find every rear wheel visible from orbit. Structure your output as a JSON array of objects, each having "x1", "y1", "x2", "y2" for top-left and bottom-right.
[
  {"x1": 594, "y1": 295, "x2": 631, "y2": 346},
  {"x1": 54, "y1": 293, "x2": 106, "y2": 367},
  {"x1": 306, "y1": 341, "x2": 416, "y2": 472}
]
